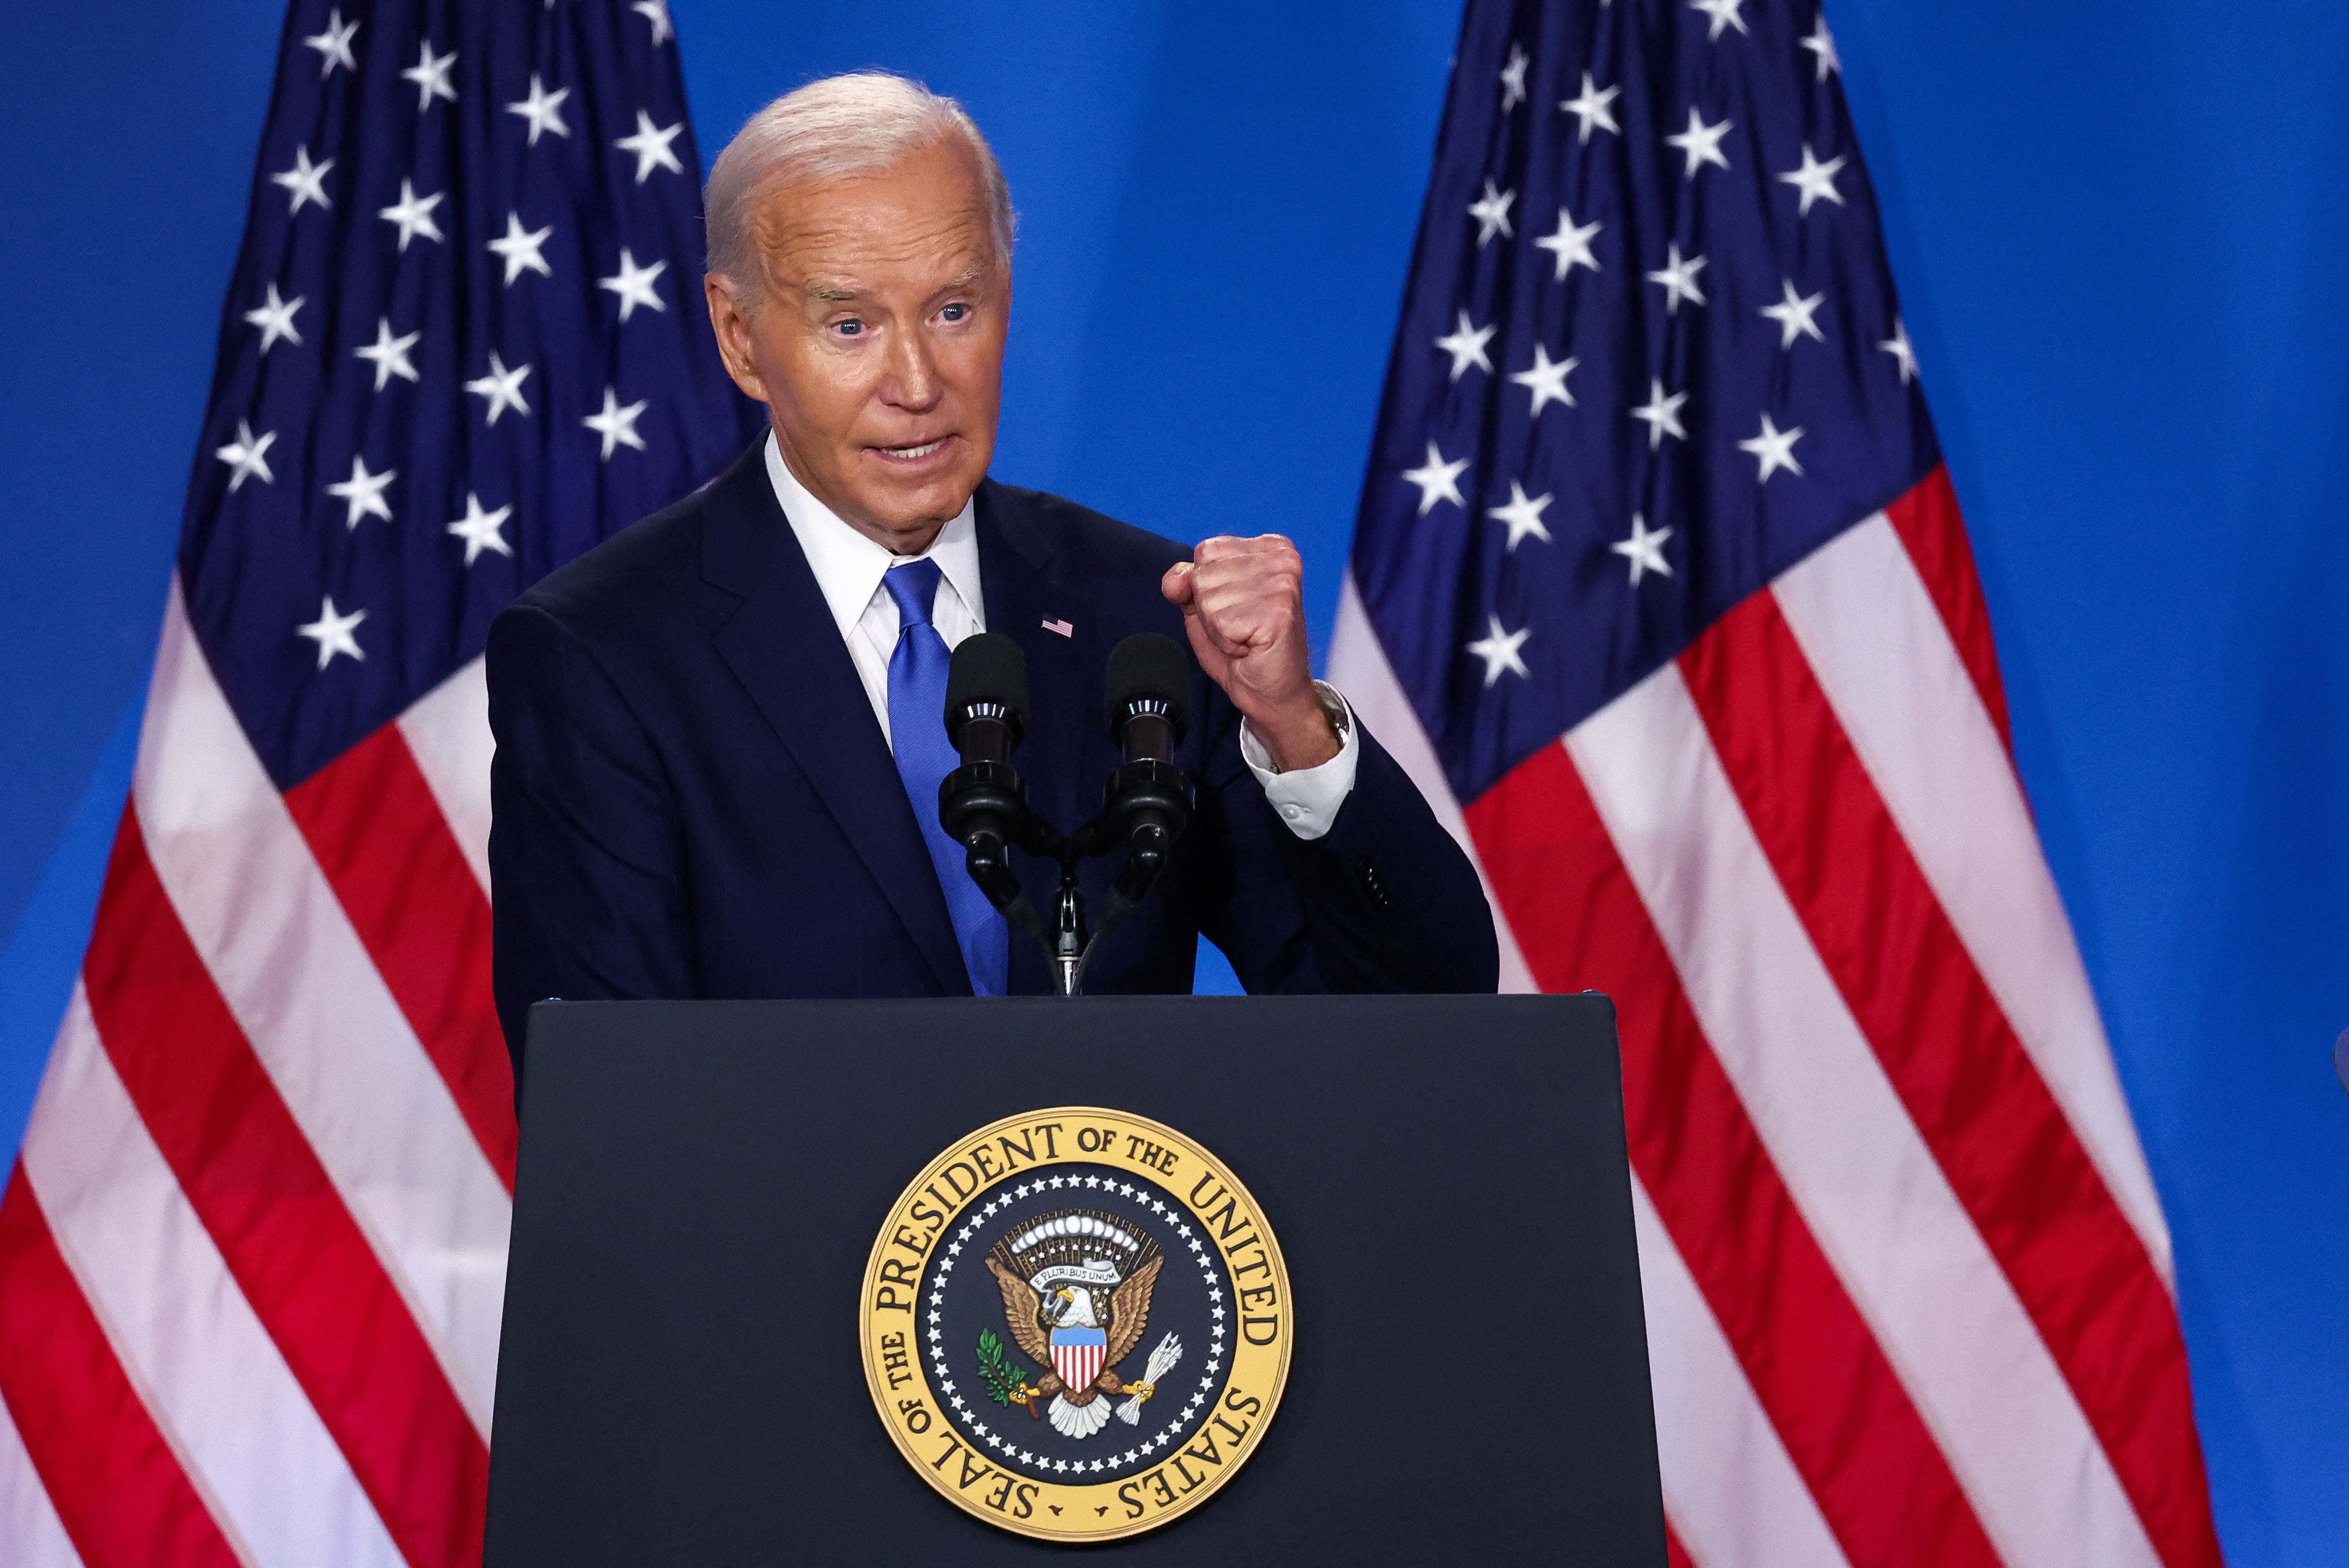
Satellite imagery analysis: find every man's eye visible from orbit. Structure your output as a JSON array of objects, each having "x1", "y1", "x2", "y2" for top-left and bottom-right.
[
  {"x1": 836, "y1": 320, "x2": 864, "y2": 337},
  {"x1": 940, "y1": 303, "x2": 968, "y2": 323}
]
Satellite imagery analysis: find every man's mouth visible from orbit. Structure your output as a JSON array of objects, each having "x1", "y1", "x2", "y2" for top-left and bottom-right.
[{"x1": 873, "y1": 437, "x2": 950, "y2": 463}]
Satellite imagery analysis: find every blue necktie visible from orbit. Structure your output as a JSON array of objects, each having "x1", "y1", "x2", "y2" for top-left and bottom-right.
[{"x1": 884, "y1": 560, "x2": 1009, "y2": 995}]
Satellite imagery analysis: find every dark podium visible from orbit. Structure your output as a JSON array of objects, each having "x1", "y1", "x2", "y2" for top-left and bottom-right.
[{"x1": 485, "y1": 994, "x2": 1666, "y2": 1563}]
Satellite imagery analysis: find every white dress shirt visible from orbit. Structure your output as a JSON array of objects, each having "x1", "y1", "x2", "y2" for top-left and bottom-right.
[{"x1": 763, "y1": 433, "x2": 1358, "y2": 839}]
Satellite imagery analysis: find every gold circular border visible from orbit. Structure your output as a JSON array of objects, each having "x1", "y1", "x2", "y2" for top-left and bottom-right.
[{"x1": 859, "y1": 1106, "x2": 1293, "y2": 1542}]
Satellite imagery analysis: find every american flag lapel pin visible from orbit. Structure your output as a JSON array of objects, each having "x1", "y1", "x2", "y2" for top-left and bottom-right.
[{"x1": 1041, "y1": 616, "x2": 1074, "y2": 638}]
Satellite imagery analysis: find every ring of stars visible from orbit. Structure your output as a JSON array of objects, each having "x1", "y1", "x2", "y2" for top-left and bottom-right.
[{"x1": 920, "y1": 1170, "x2": 1231, "y2": 1478}]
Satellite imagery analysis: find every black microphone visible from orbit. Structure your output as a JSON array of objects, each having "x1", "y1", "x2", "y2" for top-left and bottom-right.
[
  {"x1": 1104, "y1": 632, "x2": 1192, "y2": 762},
  {"x1": 1100, "y1": 634, "x2": 1194, "y2": 889},
  {"x1": 938, "y1": 635, "x2": 1034, "y2": 913},
  {"x1": 945, "y1": 632, "x2": 1028, "y2": 765}
]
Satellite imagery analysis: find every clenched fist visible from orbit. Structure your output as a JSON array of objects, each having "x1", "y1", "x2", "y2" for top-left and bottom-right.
[{"x1": 1160, "y1": 534, "x2": 1340, "y2": 772}]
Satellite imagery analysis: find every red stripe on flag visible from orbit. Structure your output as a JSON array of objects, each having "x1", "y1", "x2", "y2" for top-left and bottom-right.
[
  {"x1": 1465, "y1": 743, "x2": 2003, "y2": 1568},
  {"x1": 285, "y1": 724, "x2": 517, "y2": 1189},
  {"x1": 0, "y1": 1163, "x2": 241, "y2": 1568},
  {"x1": 82, "y1": 808, "x2": 489, "y2": 1568},
  {"x1": 1883, "y1": 468, "x2": 2012, "y2": 751},
  {"x1": 1681, "y1": 591, "x2": 2222, "y2": 1568}
]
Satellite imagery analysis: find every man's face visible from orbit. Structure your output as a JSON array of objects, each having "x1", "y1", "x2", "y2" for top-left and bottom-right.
[{"x1": 706, "y1": 138, "x2": 1008, "y2": 552}]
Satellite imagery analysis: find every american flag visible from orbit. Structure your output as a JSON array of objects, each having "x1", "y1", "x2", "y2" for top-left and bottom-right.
[
  {"x1": 1327, "y1": 5, "x2": 2225, "y2": 1566},
  {"x1": 0, "y1": 2, "x2": 755, "y2": 1562}
]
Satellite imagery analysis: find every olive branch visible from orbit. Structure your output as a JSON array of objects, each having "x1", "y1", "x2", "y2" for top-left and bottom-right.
[{"x1": 975, "y1": 1328, "x2": 1032, "y2": 1406}]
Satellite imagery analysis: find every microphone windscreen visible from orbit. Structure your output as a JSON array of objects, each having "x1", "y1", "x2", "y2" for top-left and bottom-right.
[
  {"x1": 945, "y1": 633, "x2": 1029, "y2": 746},
  {"x1": 1104, "y1": 632, "x2": 1192, "y2": 744}
]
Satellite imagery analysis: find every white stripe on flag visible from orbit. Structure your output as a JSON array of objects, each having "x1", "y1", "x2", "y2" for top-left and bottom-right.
[
  {"x1": 1770, "y1": 516, "x2": 2173, "y2": 1283},
  {"x1": 397, "y1": 656, "x2": 496, "y2": 901},
  {"x1": 0, "y1": 1388, "x2": 82, "y2": 1568},
  {"x1": 21, "y1": 986, "x2": 404, "y2": 1568},
  {"x1": 133, "y1": 585, "x2": 509, "y2": 1434},
  {"x1": 1327, "y1": 575, "x2": 1536, "y2": 992},
  {"x1": 1630, "y1": 1172, "x2": 1851, "y2": 1568},
  {"x1": 1565, "y1": 666, "x2": 2162, "y2": 1568}
]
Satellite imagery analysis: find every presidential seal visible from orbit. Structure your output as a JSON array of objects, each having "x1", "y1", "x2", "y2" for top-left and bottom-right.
[{"x1": 860, "y1": 1108, "x2": 1291, "y2": 1542}]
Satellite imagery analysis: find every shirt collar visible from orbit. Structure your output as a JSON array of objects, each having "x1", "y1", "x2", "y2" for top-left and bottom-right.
[{"x1": 763, "y1": 429, "x2": 983, "y2": 639}]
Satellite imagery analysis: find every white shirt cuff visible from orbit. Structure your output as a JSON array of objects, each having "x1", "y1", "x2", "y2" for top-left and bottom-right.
[{"x1": 1239, "y1": 681, "x2": 1359, "y2": 842}]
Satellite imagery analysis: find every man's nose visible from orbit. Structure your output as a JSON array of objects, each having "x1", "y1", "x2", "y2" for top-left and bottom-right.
[{"x1": 880, "y1": 325, "x2": 942, "y2": 412}]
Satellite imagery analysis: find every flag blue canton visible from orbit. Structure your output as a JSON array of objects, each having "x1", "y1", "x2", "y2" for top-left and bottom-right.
[
  {"x1": 181, "y1": 0, "x2": 761, "y2": 789},
  {"x1": 1351, "y1": 0, "x2": 1938, "y2": 805}
]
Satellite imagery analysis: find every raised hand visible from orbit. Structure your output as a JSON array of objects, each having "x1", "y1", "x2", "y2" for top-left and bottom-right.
[{"x1": 1160, "y1": 534, "x2": 1339, "y2": 771}]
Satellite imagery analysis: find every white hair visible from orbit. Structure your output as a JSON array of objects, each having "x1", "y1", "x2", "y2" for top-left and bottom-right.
[{"x1": 704, "y1": 72, "x2": 1014, "y2": 308}]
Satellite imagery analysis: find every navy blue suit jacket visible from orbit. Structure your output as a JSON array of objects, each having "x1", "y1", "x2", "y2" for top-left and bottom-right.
[{"x1": 486, "y1": 443, "x2": 1498, "y2": 1076}]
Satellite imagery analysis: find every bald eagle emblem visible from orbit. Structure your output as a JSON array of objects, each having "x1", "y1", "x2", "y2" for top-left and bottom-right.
[{"x1": 976, "y1": 1208, "x2": 1185, "y2": 1440}]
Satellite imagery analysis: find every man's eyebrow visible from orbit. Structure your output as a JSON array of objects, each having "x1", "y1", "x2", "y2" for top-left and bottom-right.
[
  {"x1": 942, "y1": 261, "x2": 988, "y2": 290},
  {"x1": 806, "y1": 282, "x2": 860, "y2": 303}
]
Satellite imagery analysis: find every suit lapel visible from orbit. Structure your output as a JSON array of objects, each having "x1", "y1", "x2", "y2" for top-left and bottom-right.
[
  {"x1": 975, "y1": 482, "x2": 1101, "y2": 996},
  {"x1": 702, "y1": 448, "x2": 968, "y2": 994}
]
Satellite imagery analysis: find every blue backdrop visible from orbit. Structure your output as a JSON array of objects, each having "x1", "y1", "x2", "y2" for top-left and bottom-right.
[{"x1": 2, "y1": 3, "x2": 2342, "y2": 1560}]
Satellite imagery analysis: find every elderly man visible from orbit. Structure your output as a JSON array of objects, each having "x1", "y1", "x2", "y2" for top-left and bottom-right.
[{"x1": 485, "y1": 73, "x2": 1496, "y2": 1073}]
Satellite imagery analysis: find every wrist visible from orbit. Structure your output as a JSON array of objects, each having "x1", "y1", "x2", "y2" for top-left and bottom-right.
[{"x1": 1253, "y1": 691, "x2": 1343, "y2": 773}]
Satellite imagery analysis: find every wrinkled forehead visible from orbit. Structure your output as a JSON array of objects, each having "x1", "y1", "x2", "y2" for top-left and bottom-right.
[{"x1": 750, "y1": 140, "x2": 999, "y2": 300}]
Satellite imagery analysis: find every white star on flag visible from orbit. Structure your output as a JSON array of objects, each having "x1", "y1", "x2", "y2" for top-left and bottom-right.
[
  {"x1": 1434, "y1": 309, "x2": 1496, "y2": 381},
  {"x1": 378, "y1": 180, "x2": 446, "y2": 252},
  {"x1": 354, "y1": 317, "x2": 421, "y2": 391},
  {"x1": 1509, "y1": 344, "x2": 1577, "y2": 416},
  {"x1": 243, "y1": 283, "x2": 304, "y2": 354},
  {"x1": 1738, "y1": 413, "x2": 1806, "y2": 482},
  {"x1": 599, "y1": 249, "x2": 669, "y2": 322},
  {"x1": 1760, "y1": 279, "x2": 1827, "y2": 348},
  {"x1": 447, "y1": 493, "x2": 515, "y2": 566},
  {"x1": 1646, "y1": 243, "x2": 1708, "y2": 313},
  {"x1": 1487, "y1": 481, "x2": 1555, "y2": 552},
  {"x1": 1559, "y1": 72, "x2": 1620, "y2": 143},
  {"x1": 270, "y1": 145, "x2": 332, "y2": 214},
  {"x1": 489, "y1": 213, "x2": 554, "y2": 286},
  {"x1": 325, "y1": 454, "x2": 396, "y2": 529},
  {"x1": 1881, "y1": 317, "x2": 1919, "y2": 383},
  {"x1": 615, "y1": 111, "x2": 686, "y2": 184},
  {"x1": 1690, "y1": 0, "x2": 1748, "y2": 41},
  {"x1": 1467, "y1": 179, "x2": 1516, "y2": 246},
  {"x1": 584, "y1": 387, "x2": 650, "y2": 459},
  {"x1": 1610, "y1": 513, "x2": 1674, "y2": 585},
  {"x1": 507, "y1": 74, "x2": 571, "y2": 145},
  {"x1": 1779, "y1": 144, "x2": 1848, "y2": 217},
  {"x1": 1801, "y1": 15, "x2": 1842, "y2": 80},
  {"x1": 296, "y1": 595, "x2": 367, "y2": 669},
  {"x1": 1666, "y1": 108, "x2": 1733, "y2": 177},
  {"x1": 1466, "y1": 615, "x2": 1532, "y2": 687},
  {"x1": 304, "y1": 8, "x2": 357, "y2": 77},
  {"x1": 1631, "y1": 379, "x2": 1689, "y2": 449},
  {"x1": 401, "y1": 40, "x2": 457, "y2": 112},
  {"x1": 1402, "y1": 441, "x2": 1470, "y2": 515},
  {"x1": 214, "y1": 420, "x2": 276, "y2": 491},
  {"x1": 631, "y1": 0, "x2": 675, "y2": 45},
  {"x1": 1498, "y1": 44, "x2": 1529, "y2": 112},
  {"x1": 1533, "y1": 207, "x2": 1602, "y2": 280},
  {"x1": 464, "y1": 353, "x2": 533, "y2": 424}
]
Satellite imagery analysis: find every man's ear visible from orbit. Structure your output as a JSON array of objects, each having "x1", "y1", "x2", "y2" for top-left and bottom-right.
[{"x1": 704, "y1": 274, "x2": 769, "y2": 403}]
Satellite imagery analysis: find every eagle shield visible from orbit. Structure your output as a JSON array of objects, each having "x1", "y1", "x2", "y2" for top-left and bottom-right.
[{"x1": 1050, "y1": 1326, "x2": 1106, "y2": 1392}]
